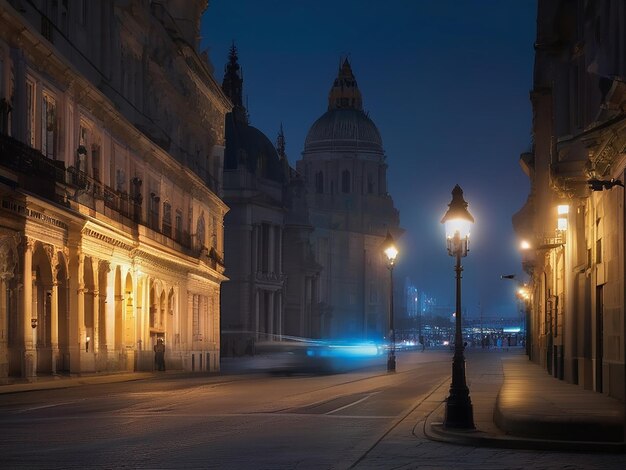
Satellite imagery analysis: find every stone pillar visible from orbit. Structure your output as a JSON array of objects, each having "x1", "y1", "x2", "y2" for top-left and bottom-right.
[
  {"x1": 68, "y1": 250, "x2": 85, "y2": 373},
  {"x1": 251, "y1": 225, "x2": 258, "y2": 274},
  {"x1": 21, "y1": 238, "x2": 36, "y2": 379},
  {"x1": 91, "y1": 259, "x2": 100, "y2": 355},
  {"x1": 268, "y1": 290, "x2": 274, "y2": 338},
  {"x1": 0, "y1": 276, "x2": 10, "y2": 381},
  {"x1": 277, "y1": 227, "x2": 282, "y2": 275},
  {"x1": 0, "y1": 233, "x2": 18, "y2": 381},
  {"x1": 254, "y1": 289, "x2": 260, "y2": 339},
  {"x1": 276, "y1": 290, "x2": 283, "y2": 337},
  {"x1": 268, "y1": 225, "x2": 275, "y2": 274},
  {"x1": 50, "y1": 279, "x2": 59, "y2": 375},
  {"x1": 104, "y1": 263, "x2": 115, "y2": 360}
]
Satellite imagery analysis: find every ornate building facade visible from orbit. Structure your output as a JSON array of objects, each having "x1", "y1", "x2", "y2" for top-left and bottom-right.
[
  {"x1": 0, "y1": 0, "x2": 230, "y2": 379},
  {"x1": 220, "y1": 46, "x2": 321, "y2": 354},
  {"x1": 297, "y1": 60, "x2": 401, "y2": 339},
  {"x1": 514, "y1": 0, "x2": 626, "y2": 401}
]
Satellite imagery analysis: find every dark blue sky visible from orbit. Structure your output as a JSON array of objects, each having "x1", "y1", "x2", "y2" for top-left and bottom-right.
[{"x1": 201, "y1": 1, "x2": 537, "y2": 321}]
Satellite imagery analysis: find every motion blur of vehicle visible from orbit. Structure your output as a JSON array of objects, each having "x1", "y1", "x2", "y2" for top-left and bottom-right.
[{"x1": 253, "y1": 336, "x2": 385, "y2": 375}]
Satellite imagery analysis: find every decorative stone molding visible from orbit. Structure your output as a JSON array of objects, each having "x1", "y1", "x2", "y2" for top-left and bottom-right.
[{"x1": 0, "y1": 231, "x2": 20, "y2": 281}]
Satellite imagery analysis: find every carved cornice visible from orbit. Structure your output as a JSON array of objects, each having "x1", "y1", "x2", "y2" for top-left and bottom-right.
[{"x1": 81, "y1": 227, "x2": 135, "y2": 252}]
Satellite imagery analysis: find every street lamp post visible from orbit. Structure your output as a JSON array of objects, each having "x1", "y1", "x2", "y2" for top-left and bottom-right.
[
  {"x1": 441, "y1": 185, "x2": 475, "y2": 429},
  {"x1": 501, "y1": 274, "x2": 531, "y2": 356},
  {"x1": 382, "y1": 231, "x2": 398, "y2": 373}
]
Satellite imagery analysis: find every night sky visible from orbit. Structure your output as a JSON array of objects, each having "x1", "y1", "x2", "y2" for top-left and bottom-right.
[{"x1": 201, "y1": 1, "x2": 537, "y2": 322}]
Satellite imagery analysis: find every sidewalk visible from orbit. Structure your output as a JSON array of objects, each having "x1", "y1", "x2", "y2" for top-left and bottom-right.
[
  {"x1": 423, "y1": 348, "x2": 625, "y2": 452},
  {"x1": 0, "y1": 371, "x2": 157, "y2": 394}
]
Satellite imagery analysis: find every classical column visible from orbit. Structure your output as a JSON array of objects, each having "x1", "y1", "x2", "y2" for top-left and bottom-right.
[
  {"x1": 50, "y1": 278, "x2": 59, "y2": 375},
  {"x1": 276, "y1": 227, "x2": 282, "y2": 276},
  {"x1": 251, "y1": 224, "x2": 258, "y2": 274},
  {"x1": 268, "y1": 225, "x2": 275, "y2": 274},
  {"x1": 68, "y1": 249, "x2": 85, "y2": 373},
  {"x1": 21, "y1": 239, "x2": 35, "y2": 378},
  {"x1": 20, "y1": 238, "x2": 36, "y2": 378},
  {"x1": 276, "y1": 290, "x2": 283, "y2": 338},
  {"x1": 254, "y1": 289, "x2": 260, "y2": 339},
  {"x1": 268, "y1": 290, "x2": 274, "y2": 338},
  {"x1": 103, "y1": 262, "x2": 115, "y2": 361},
  {"x1": 91, "y1": 259, "x2": 100, "y2": 355},
  {"x1": 0, "y1": 273, "x2": 12, "y2": 380}
]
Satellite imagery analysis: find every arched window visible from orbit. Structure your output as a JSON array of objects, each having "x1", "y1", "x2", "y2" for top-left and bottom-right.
[
  {"x1": 197, "y1": 215, "x2": 206, "y2": 250},
  {"x1": 162, "y1": 202, "x2": 172, "y2": 237},
  {"x1": 315, "y1": 171, "x2": 324, "y2": 194},
  {"x1": 341, "y1": 170, "x2": 350, "y2": 193}
]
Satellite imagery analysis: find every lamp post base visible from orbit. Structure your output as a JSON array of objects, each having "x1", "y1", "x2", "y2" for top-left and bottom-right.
[
  {"x1": 444, "y1": 391, "x2": 475, "y2": 429},
  {"x1": 444, "y1": 350, "x2": 475, "y2": 429},
  {"x1": 387, "y1": 353, "x2": 396, "y2": 372}
]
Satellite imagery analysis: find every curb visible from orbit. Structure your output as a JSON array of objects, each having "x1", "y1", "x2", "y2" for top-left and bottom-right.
[{"x1": 423, "y1": 386, "x2": 626, "y2": 453}]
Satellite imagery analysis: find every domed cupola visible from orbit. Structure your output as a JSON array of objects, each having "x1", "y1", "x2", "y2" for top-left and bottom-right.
[{"x1": 304, "y1": 59, "x2": 383, "y2": 154}]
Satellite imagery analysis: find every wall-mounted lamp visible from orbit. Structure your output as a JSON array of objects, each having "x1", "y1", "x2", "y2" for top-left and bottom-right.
[
  {"x1": 520, "y1": 240, "x2": 531, "y2": 250},
  {"x1": 557, "y1": 205, "x2": 569, "y2": 231},
  {"x1": 86, "y1": 336, "x2": 91, "y2": 352},
  {"x1": 31, "y1": 318, "x2": 38, "y2": 329}
]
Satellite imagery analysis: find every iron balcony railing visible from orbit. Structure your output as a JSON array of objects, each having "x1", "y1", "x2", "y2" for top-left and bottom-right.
[{"x1": 0, "y1": 134, "x2": 210, "y2": 260}]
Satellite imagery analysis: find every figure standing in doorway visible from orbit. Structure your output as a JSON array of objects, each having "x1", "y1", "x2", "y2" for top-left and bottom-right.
[{"x1": 154, "y1": 338, "x2": 166, "y2": 371}]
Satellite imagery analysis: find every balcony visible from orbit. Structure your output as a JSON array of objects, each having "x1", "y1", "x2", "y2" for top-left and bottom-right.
[{"x1": 0, "y1": 134, "x2": 200, "y2": 255}]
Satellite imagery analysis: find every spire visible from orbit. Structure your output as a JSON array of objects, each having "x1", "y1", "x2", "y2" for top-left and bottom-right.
[
  {"x1": 222, "y1": 42, "x2": 248, "y2": 123},
  {"x1": 328, "y1": 57, "x2": 363, "y2": 111},
  {"x1": 276, "y1": 123, "x2": 287, "y2": 161}
]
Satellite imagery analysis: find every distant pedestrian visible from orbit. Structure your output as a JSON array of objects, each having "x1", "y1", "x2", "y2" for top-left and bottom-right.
[{"x1": 154, "y1": 338, "x2": 166, "y2": 371}]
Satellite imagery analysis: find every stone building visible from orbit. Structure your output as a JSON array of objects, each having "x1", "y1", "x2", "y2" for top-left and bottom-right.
[
  {"x1": 514, "y1": 0, "x2": 626, "y2": 401},
  {"x1": 220, "y1": 45, "x2": 321, "y2": 354},
  {"x1": 0, "y1": 0, "x2": 230, "y2": 379},
  {"x1": 297, "y1": 59, "x2": 401, "y2": 340}
]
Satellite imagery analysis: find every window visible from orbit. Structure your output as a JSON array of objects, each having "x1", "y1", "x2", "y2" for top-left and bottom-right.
[
  {"x1": 162, "y1": 202, "x2": 172, "y2": 237},
  {"x1": 192, "y1": 294, "x2": 201, "y2": 341},
  {"x1": 41, "y1": 93, "x2": 57, "y2": 159},
  {"x1": 211, "y1": 215, "x2": 217, "y2": 249},
  {"x1": 149, "y1": 193, "x2": 160, "y2": 231},
  {"x1": 367, "y1": 174, "x2": 373, "y2": 194},
  {"x1": 26, "y1": 80, "x2": 35, "y2": 147},
  {"x1": 92, "y1": 145, "x2": 100, "y2": 181},
  {"x1": 315, "y1": 171, "x2": 324, "y2": 194},
  {"x1": 77, "y1": 123, "x2": 88, "y2": 171},
  {"x1": 115, "y1": 169, "x2": 126, "y2": 192},
  {"x1": 197, "y1": 216, "x2": 206, "y2": 249},
  {"x1": 341, "y1": 170, "x2": 350, "y2": 193},
  {"x1": 175, "y1": 209, "x2": 183, "y2": 242}
]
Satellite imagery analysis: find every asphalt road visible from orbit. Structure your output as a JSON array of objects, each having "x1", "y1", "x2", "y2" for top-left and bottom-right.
[
  {"x1": 0, "y1": 350, "x2": 449, "y2": 469},
  {"x1": 1, "y1": 349, "x2": 625, "y2": 469}
]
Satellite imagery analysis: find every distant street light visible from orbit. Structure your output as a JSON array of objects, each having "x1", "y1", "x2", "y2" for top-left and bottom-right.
[
  {"x1": 501, "y1": 273, "x2": 531, "y2": 356},
  {"x1": 441, "y1": 185, "x2": 475, "y2": 429},
  {"x1": 382, "y1": 231, "x2": 398, "y2": 373}
]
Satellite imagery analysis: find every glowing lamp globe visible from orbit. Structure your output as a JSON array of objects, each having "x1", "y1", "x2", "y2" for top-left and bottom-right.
[
  {"x1": 441, "y1": 185, "x2": 474, "y2": 240},
  {"x1": 382, "y1": 231, "x2": 398, "y2": 265}
]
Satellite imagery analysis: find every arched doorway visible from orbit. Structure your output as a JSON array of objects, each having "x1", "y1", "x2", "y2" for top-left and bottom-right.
[{"x1": 31, "y1": 243, "x2": 54, "y2": 374}]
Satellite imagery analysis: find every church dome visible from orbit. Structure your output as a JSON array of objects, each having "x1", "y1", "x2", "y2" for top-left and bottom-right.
[
  {"x1": 224, "y1": 113, "x2": 284, "y2": 183},
  {"x1": 304, "y1": 108, "x2": 383, "y2": 153},
  {"x1": 303, "y1": 58, "x2": 383, "y2": 154}
]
